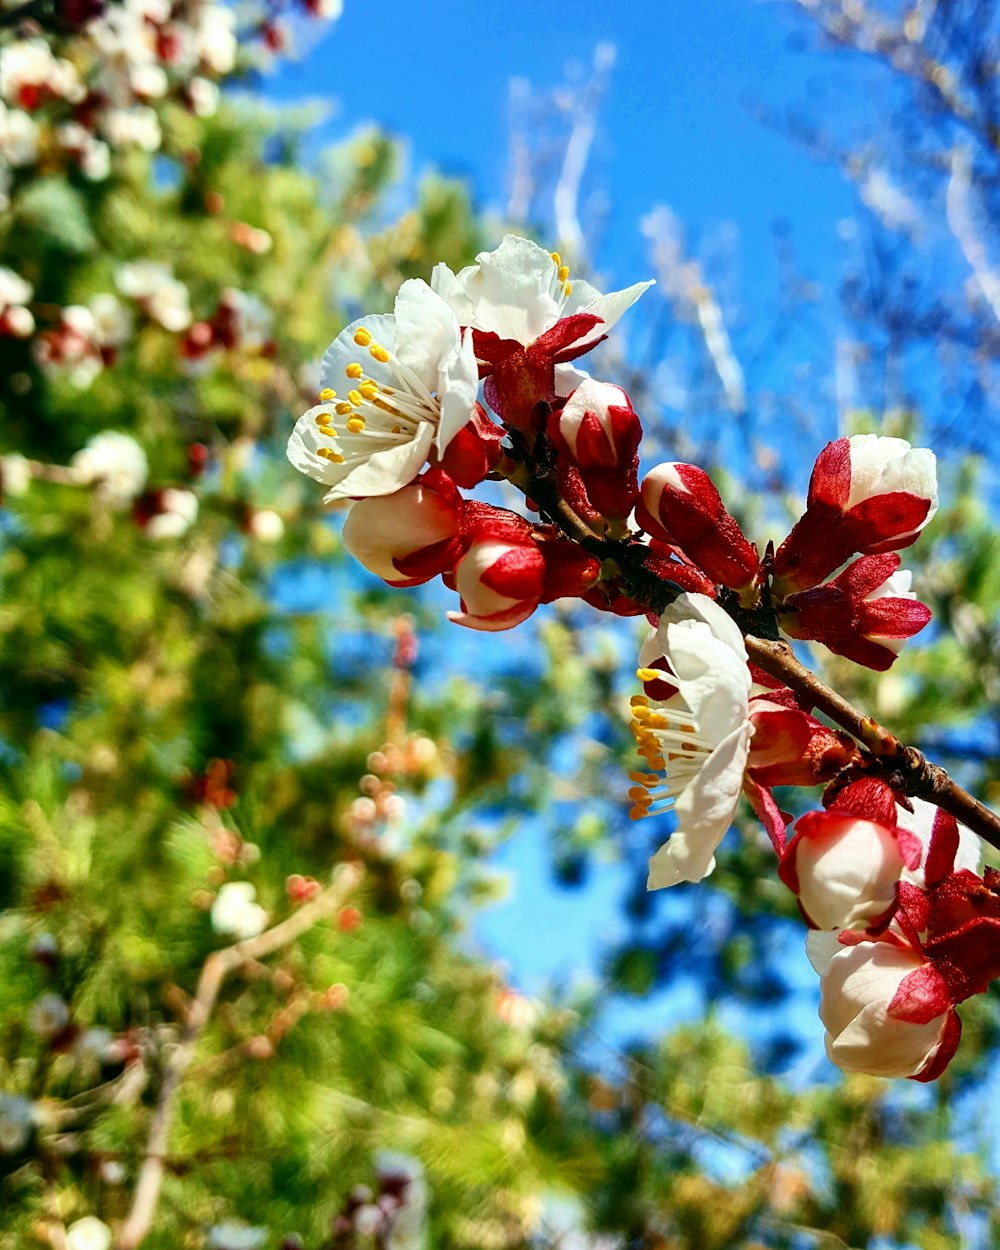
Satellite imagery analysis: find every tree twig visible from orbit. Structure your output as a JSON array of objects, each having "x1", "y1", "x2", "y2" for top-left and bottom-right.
[
  {"x1": 745, "y1": 635, "x2": 1000, "y2": 851},
  {"x1": 116, "y1": 863, "x2": 363, "y2": 1250}
]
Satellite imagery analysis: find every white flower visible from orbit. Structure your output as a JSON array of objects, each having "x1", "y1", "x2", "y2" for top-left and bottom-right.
[
  {"x1": 0, "y1": 41, "x2": 84, "y2": 106},
  {"x1": 287, "y1": 280, "x2": 477, "y2": 501},
  {"x1": 72, "y1": 431, "x2": 148, "y2": 506},
  {"x1": 1, "y1": 453, "x2": 31, "y2": 497},
  {"x1": 206, "y1": 1222, "x2": 268, "y2": 1250},
  {"x1": 211, "y1": 882, "x2": 268, "y2": 940},
  {"x1": 631, "y1": 593, "x2": 752, "y2": 888},
  {"x1": 247, "y1": 509, "x2": 284, "y2": 543},
  {"x1": 89, "y1": 293, "x2": 133, "y2": 348},
  {"x1": 897, "y1": 797, "x2": 981, "y2": 887},
  {"x1": 195, "y1": 5, "x2": 237, "y2": 75},
  {"x1": 817, "y1": 935, "x2": 955, "y2": 1078},
  {"x1": 188, "y1": 76, "x2": 220, "y2": 117},
  {"x1": 0, "y1": 265, "x2": 32, "y2": 308},
  {"x1": 116, "y1": 262, "x2": 191, "y2": 331},
  {"x1": 0, "y1": 103, "x2": 38, "y2": 166},
  {"x1": 28, "y1": 992, "x2": 70, "y2": 1038},
  {"x1": 431, "y1": 234, "x2": 653, "y2": 351},
  {"x1": 0, "y1": 1093, "x2": 34, "y2": 1155},
  {"x1": 66, "y1": 1216, "x2": 112, "y2": 1250},
  {"x1": 145, "y1": 488, "x2": 198, "y2": 539},
  {"x1": 100, "y1": 105, "x2": 162, "y2": 152}
]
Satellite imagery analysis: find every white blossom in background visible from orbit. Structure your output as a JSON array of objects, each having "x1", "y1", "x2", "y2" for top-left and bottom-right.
[
  {"x1": 211, "y1": 882, "x2": 268, "y2": 940},
  {"x1": 57, "y1": 122, "x2": 112, "y2": 180},
  {"x1": 0, "y1": 265, "x2": 34, "y2": 337},
  {"x1": 71, "y1": 431, "x2": 148, "y2": 506},
  {"x1": 247, "y1": 509, "x2": 285, "y2": 543},
  {"x1": 0, "y1": 40, "x2": 84, "y2": 108},
  {"x1": 206, "y1": 1223, "x2": 268, "y2": 1250},
  {"x1": 116, "y1": 261, "x2": 192, "y2": 332},
  {"x1": 0, "y1": 102, "x2": 39, "y2": 167},
  {"x1": 188, "y1": 75, "x2": 220, "y2": 117},
  {"x1": 631, "y1": 593, "x2": 753, "y2": 888},
  {"x1": 193, "y1": 4, "x2": 238, "y2": 74},
  {"x1": 100, "y1": 105, "x2": 162, "y2": 152},
  {"x1": 89, "y1": 292, "x2": 133, "y2": 351},
  {"x1": 28, "y1": 992, "x2": 70, "y2": 1038},
  {"x1": 1, "y1": 453, "x2": 31, "y2": 498},
  {"x1": 0, "y1": 1093, "x2": 34, "y2": 1155},
  {"x1": 66, "y1": 1217, "x2": 113, "y2": 1250},
  {"x1": 144, "y1": 487, "x2": 198, "y2": 539}
]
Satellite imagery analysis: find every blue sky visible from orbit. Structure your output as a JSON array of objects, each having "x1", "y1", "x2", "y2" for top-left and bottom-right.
[{"x1": 267, "y1": 0, "x2": 857, "y2": 297}]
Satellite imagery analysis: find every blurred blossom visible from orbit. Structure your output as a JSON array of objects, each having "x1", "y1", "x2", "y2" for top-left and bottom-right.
[
  {"x1": 0, "y1": 265, "x2": 34, "y2": 337},
  {"x1": 211, "y1": 882, "x2": 268, "y2": 940},
  {"x1": 247, "y1": 509, "x2": 285, "y2": 542},
  {"x1": 0, "y1": 1093, "x2": 34, "y2": 1155},
  {"x1": 142, "y1": 487, "x2": 199, "y2": 539},
  {"x1": 28, "y1": 992, "x2": 70, "y2": 1038},
  {"x1": 116, "y1": 261, "x2": 192, "y2": 332},
  {"x1": 0, "y1": 453, "x2": 31, "y2": 498},
  {"x1": 207, "y1": 1223, "x2": 268, "y2": 1250},
  {"x1": 65, "y1": 1217, "x2": 112, "y2": 1250},
  {"x1": 71, "y1": 431, "x2": 148, "y2": 506},
  {"x1": 0, "y1": 102, "x2": 39, "y2": 167}
]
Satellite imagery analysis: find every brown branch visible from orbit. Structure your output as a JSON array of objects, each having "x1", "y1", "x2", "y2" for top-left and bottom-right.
[
  {"x1": 116, "y1": 864, "x2": 362, "y2": 1250},
  {"x1": 746, "y1": 636, "x2": 1000, "y2": 853}
]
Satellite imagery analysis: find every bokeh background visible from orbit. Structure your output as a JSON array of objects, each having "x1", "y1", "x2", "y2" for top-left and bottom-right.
[{"x1": 1, "y1": 1, "x2": 999, "y2": 1247}]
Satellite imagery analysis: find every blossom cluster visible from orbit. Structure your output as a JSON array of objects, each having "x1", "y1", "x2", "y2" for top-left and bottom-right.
[{"x1": 285, "y1": 234, "x2": 997, "y2": 1082}]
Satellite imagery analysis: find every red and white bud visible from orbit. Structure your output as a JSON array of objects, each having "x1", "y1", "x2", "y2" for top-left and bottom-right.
[
  {"x1": 817, "y1": 933, "x2": 959, "y2": 1080},
  {"x1": 551, "y1": 379, "x2": 641, "y2": 469},
  {"x1": 780, "y1": 811, "x2": 915, "y2": 931},
  {"x1": 341, "y1": 470, "x2": 462, "y2": 588},
  {"x1": 536, "y1": 534, "x2": 601, "y2": 603},
  {"x1": 636, "y1": 463, "x2": 759, "y2": 590},
  {"x1": 747, "y1": 699, "x2": 860, "y2": 788},
  {"x1": 778, "y1": 553, "x2": 931, "y2": 671},
  {"x1": 773, "y1": 435, "x2": 938, "y2": 592},
  {"x1": 446, "y1": 504, "x2": 545, "y2": 632}
]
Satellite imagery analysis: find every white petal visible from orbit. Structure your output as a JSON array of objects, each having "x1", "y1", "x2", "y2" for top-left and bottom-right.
[
  {"x1": 323, "y1": 424, "x2": 435, "y2": 501},
  {"x1": 646, "y1": 721, "x2": 751, "y2": 887},
  {"x1": 393, "y1": 279, "x2": 463, "y2": 393},
  {"x1": 462, "y1": 235, "x2": 563, "y2": 343},
  {"x1": 435, "y1": 328, "x2": 479, "y2": 453},
  {"x1": 321, "y1": 313, "x2": 397, "y2": 393},
  {"x1": 570, "y1": 279, "x2": 655, "y2": 347}
]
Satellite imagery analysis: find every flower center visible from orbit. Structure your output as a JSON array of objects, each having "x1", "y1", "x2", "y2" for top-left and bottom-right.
[
  {"x1": 310, "y1": 326, "x2": 441, "y2": 467},
  {"x1": 549, "y1": 250, "x2": 573, "y2": 303},
  {"x1": 627, "y1": 669, "x2": 714, "y2": 821}
]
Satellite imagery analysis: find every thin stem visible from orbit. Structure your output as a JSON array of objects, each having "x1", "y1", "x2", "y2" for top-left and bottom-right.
[
  {"x1": 116, "y1": 864, "x2": 362, "y2": 1250},
  {"x1": 745, "y1": 636, "x2": 1000, "y2": 853}
]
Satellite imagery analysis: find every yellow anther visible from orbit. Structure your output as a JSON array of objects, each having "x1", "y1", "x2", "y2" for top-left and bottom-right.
[
  {"x1": 335, "y1": 402, "x2": 353, "y2": 416},
  {"x1": 347, "y1": 389, "x2": 364, "y2": 407},
  {"x1": 636, "y1": 668, "x2": 664, "y2": 683},
  {"x1": 628, "y1": 806, "x2": 650, "y2": 822},
  {"x1": 632, "y1": 705, "x2": 654, "y2": 722},
  {"x1": 346, "y1": 417, "x2": 366, "y2": 433},
  {"x1": 558, "y1": 265, "x2": 570, "y2": 282},
  {"x1": 319, "y1": 387, "x2": 336, "y2": 401},
  {"x1": 550, "y1": 251, "x2": 561, "y2": 266},
  {"x1": 359, "y1": 381, "x2": 379, "y2": 401},
  {"x1": 317, "y1": 447, "x2": 345, "y2": 464},
  {"x1": 627, "y1": 787, "x2": 652, "y2": 803},
  {"x1": 346, "y1": 362, "x2": 364, "y2": 379},
  {"x1": 354, "y1": 327, "x2": 372, "y2": 346},
  {"x1": 370, "y1": 344, "x2": 391, "y2": 364},
  {"x1": 564, "y1": 282, "x2": 572, "y2": 297}
]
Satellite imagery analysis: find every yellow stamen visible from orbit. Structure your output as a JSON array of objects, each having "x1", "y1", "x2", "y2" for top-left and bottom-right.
[
  {"x1": 558, "y1": 265, "x2": 570, "y2": 282},
  {"x1": 345, "y1": 363, "x2": 364, "y2": 379},
  {"x1": 335, "y1": 402, "x2": 353, "y2": 416},
  {"x1": 370, "y1": 344, "x2": 391, "y2": 364},
  {"x1": 564, "y1": 282, "x2": 572, "y2": 297},
  {"x1": 550, "y1": 251, "x2": 561, "y2": 266},
  {"x1": 354, "y1": 328, "x2": 372, "y2": 346},
  {"x1": 319, "y1": 387, "x2": 336, "y2": 401},
  {"x1": 359, "y1": 381, "x2": 379, "y2": 401},
  {"x1": 636, "y1": 668, "x2": 665, "y2": 683},
  {"x1": 347, "y1": 389, "x2": 364, "y2": 407},
  {"x1": 317, "y1": 448, "x2": 345, "y2": 463},
  {"x1": 346, "y1": 417, "x2": 366, "y2": 433}
]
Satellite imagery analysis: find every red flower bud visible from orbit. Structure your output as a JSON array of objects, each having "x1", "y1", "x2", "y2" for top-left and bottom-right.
[
  {"x1": 636, "y1": 463, "x2": 759, "y2": 590},
  {"x1": 341, "y1": 470, "x2": 463, "y2": 588}
]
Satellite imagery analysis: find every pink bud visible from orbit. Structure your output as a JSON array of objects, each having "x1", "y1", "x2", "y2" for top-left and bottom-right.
[
  {"x1": 341, "y1": 470, "x2": 462, "y2": 588},
  {"x1": 818, "y1": 934, "x2": 959, "y2": 1080},
  {"x1": 778, "y1": 553, "x2": 931, "y2": 670},
  {"x1": 780, "y1": 811, "x2": 912, "y2": 930},
  {"x1": 446, "y1": 504, "x2": 546, "y2": 631},
  {"x1": 747, "y1": 700, "x2": 859, "y2": 787},
  {"x1": 773, "y1": 435, "x2": 938, "y2": 591},
  {"x1": 636, "y1": 463, "x2": 759, "y2": 590}
]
